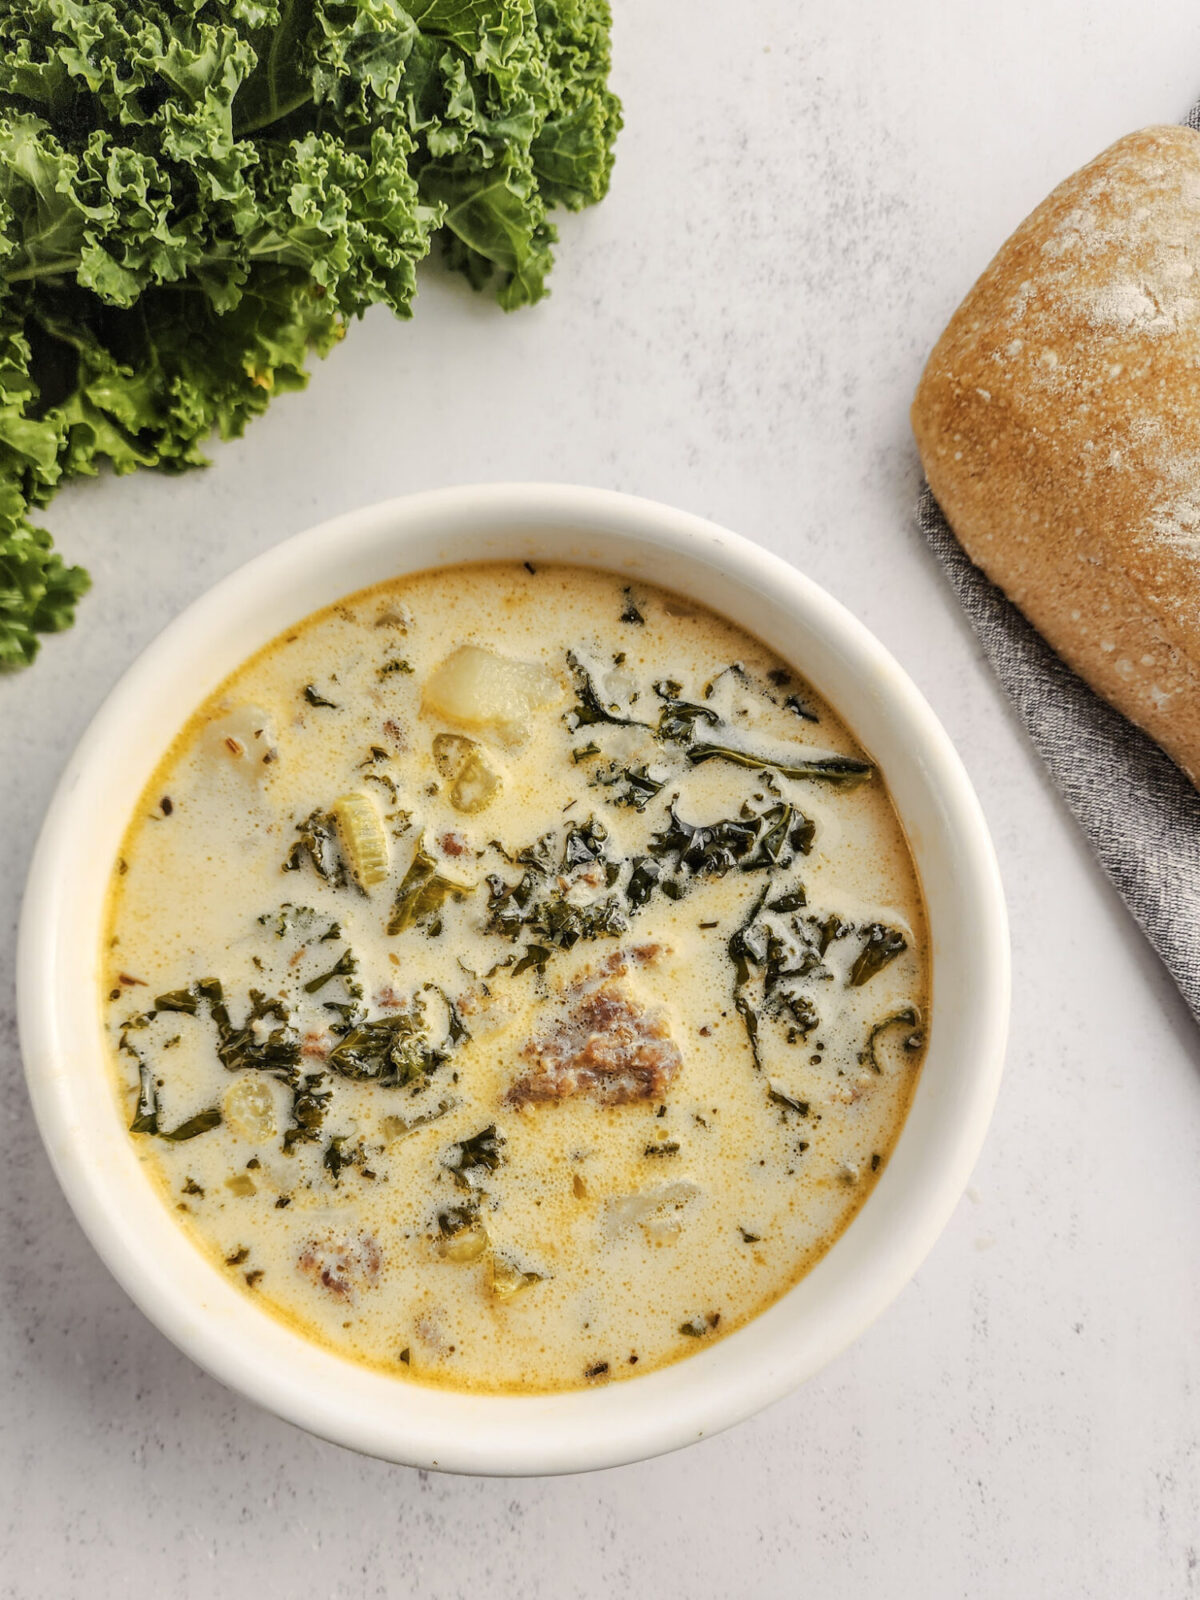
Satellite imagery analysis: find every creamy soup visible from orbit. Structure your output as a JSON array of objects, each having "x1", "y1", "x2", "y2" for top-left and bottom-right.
[{"x1": 103, "y1": 563, "x2": 928, "y2": 1393}]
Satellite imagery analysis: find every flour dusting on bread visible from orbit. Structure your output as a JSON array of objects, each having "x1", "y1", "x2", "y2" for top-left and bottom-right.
[{"x1": 912, "y1": 126, "x2": 1200, "y2": 786}]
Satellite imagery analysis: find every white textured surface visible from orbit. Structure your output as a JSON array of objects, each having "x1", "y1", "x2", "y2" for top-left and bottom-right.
[{"x1": 3, "y1": 3, "x2": 1200, "y2": 1595}]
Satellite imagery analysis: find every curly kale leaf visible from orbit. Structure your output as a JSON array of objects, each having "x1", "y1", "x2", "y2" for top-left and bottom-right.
[{"x1": 0, "y1": 0, "x2": 620, "y2": 664}]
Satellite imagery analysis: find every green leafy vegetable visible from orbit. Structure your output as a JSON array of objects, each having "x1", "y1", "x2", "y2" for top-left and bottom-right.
[
  {"x1": 744, "y1": 803, "x2": 815, "y2": 868},
  {"x1": 283, "y1": 809, "x2": 346, "y2": 887},
  {"x1": 159, "y1": 1106, "x2": 223, "y2": 1142},
  {"x1": 686, "y1": 744, "x2": 873, "y2": 787},
  {"x1": 678, "y1": 1314, "x2": 719, "y2": 1337},
  {"x1": 728, "y1": 884, "x2": 770, "y2": 1069},
  {"x1": 486, "y1": 796, "x2": 816, "y2": 978},
  {"x1": 653, "y1": 691, "x2": 720, "y2": 746},
  {"x1": 565, "y1": 652, "x2": 651, "y2": 731},
  {"x1": 767, "y1": 1083, "x2": 809, "y2": 1116},
  {"x1": 487, "y1": 866, "x2": 627, "y2": 949},
  {"x1": 811, "y1": 913, "x2": 851, "y2": 957},
  {"x1": 282, "y1": 1072, "x2": 332, "y2": 1151},
  {"x1": 561, "y1": 816, "x2": 609, "y2": 869},
  {"x1": 783, "y1": 693, "x2": 819, "y2": 724},
  {"x1": 154, "y1": 988, "x2": 199, "y2": 1015},
  {"x1": 0, "y1": 0, "x2": 620, "y2": 664},
  {"x1": 387, "y1": 843, "x2": 472, "y2": 936},
  {"x1": 649, "y1": 805, "x2": 760, "y2": 878},
  {"x1": 512, "y1": 942, "x2": 554, "y2": 976},
  {"x1": 858, "y1": 1006, "x2": 924, "y2": 1074},
  {"x1": 129, "y1": 1056, "x2": 160, "y2": 1134},
  {"x1": 726, "y1": 888, "x2": 875, "y2": 1067},
  {"x1": 443, "y1": 1124, "x2": 505, "y2": 1189},
  {"x1": 122, "y1": 935, "x2": 468, "y2": 1157},
  {"x1": 590, "y1": 760, "x2": 667, "y2": 811},
  {"x1": 303, "y1": 947, "x2": 359, "y2": 995},
  {"x1": 125, "y1": 1034, "x2": 221, "y2": 1141},
  {"x1": 486, "y1": 821, "x2": 628, "y2": 950},
  {"x1": 435, "y1": 1195, "x2": 490, "y2": 1261},
  {"x1": 778, "y1": 990, "x2": 819, "y2": 1039},
  {"x1": 625, "y1": 857, "x2": 660, "y2": 908},
  {"x1": 197, "y1": 979, "x2": 303, "y2": 1077},
  {"x1": 302, "y1": 684, "x2": 338, "y2": 710},
  {"x1": 325, "y1": 998, "x2": 454, "y2": 1087},
  {"x1": 848, "y1": 923, "x2": 908, "y2": 987},
  {"x1": 440, "y1": 988, "x2": 470, "y2": 1049},
  {"x1": 257, "y1": 903, "x2": 341, "y2": 942},
  {"x1": 766, "y1": 888, "x2": 807, "y2": 914},
  {"x1": 648, "y1": 801, "x2": 813, "y2": 880},
  {"x1": 322, "y1": 1134, "x2": 361, "y2": 1184}
]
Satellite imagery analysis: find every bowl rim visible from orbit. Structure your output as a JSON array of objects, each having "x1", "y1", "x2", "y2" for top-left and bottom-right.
[{"x1": 17, "y1": 482, "x2": 1009, "y2": 1475}]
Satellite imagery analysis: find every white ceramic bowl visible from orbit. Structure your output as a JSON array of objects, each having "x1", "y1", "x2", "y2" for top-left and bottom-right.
[{"x1": 18, "y1": 484, "x2": 1008, "y2": 1475}]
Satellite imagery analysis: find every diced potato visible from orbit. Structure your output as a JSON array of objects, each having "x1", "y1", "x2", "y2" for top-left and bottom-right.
[
  {"x1": 602, "y1": 1182, "x2": 700, "y2": 1243},
  {"x1": 331, "y1": 790, "x2": 390, "y2": 889},
  {"x1": 203, "y1": 704, "x2": 278, "y2": 779},
  {"x1": 423, "y1": 646, "x2": 562, "y2": 745},
  {"x1": 431, "y1": 734, "x2": 503, "y2": 813},
  {"x1": 641, "y1": 1213, "x2": 683, "y2": 1247},
  {"x1": 223, "y1": 1077, "x2": 277, "y2": 1142},
  {"x1": 489, "y1": 1253, "x2": 543, "y2": 1301}
]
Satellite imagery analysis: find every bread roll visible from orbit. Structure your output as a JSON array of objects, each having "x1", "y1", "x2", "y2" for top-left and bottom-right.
[{"x1": 912, "y1": 126, "x2": 1200, "y2": 788}]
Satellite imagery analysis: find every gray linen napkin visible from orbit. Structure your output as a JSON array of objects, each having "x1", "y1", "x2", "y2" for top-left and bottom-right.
[
  {"x1": 919, "y1": 101, "x2": 1200, "y2": 1025},
  {"x1": 918, "y1": 484, "x2": 1200, "y2": 1024}
]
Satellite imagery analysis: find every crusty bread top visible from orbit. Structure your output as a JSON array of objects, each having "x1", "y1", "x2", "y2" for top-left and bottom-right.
[{"x1": 912, "y1": 125, "x2": 1200, "y2": 788}]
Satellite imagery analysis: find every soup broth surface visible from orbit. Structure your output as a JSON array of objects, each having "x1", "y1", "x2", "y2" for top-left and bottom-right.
[{"x1": 104, "y1": 563, "x2": 928, "y2": 1392}]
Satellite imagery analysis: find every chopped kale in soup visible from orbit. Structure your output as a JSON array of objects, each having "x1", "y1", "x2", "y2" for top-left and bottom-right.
[{"x1": 103, "y1": 564, "x2": 928, "y2": 1393}]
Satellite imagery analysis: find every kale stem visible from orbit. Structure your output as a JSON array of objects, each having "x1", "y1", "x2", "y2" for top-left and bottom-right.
[
  {"x1": 6, "y1": 233, "x2": 309, "y2": 291},
  {"x1": 729, "y1": 883, "x2": 771, "y2": 1071}
]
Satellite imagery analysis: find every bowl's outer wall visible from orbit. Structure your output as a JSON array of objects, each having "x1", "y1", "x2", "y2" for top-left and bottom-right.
[{"x1": 17, "y1": 485, "x2": 1009, "y2": 1474}]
